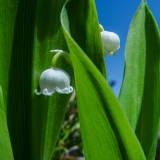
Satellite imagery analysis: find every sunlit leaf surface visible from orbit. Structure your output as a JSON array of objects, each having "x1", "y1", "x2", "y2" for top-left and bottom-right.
[{"x1": 61, "y1": 0, "x2": 146, "y2": 159}]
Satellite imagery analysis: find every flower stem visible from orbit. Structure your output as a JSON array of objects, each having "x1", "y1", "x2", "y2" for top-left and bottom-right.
[{"x1": 51, "y1": 50, "x2": 72, "y2": 68}]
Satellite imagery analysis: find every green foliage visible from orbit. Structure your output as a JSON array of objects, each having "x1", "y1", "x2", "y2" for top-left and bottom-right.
[
  {"x1": 61, "y1": 1, "x2": 146, "y2": 159},
  {"x1": 0, "y1": 0, "x2": 73, "y2": 159},
  {"x1": 119, "y1": 2, "x2": 146, "y2": 130},
  {"x1": 0, "y1": 0, "x2": 159, "y2": 160},
  {"x1": 119, "y1": 1, "x2": 160, "y2": 159}
]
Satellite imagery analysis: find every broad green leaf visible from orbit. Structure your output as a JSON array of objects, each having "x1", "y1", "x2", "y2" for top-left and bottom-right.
[
  {"x1": 119, "y1": 1, "x2": 160, "y2": 159},
  {"x1": 0, "y1": 0, "x2": 73, "y2": 159},
  {"x1": 118, "y1": 2, "x2": 146, "y2": 130},
  {"x1": 31, "y1": 0, "x2": 74, "y2": 159},
  {"x1": 0, "y1": 86, "x2": 13, "y2": 159},
  {"x1": 136, "y1": 4, "x2": 160, "y2": 159},
  {"x1": 61, "y1": 1, "x2": 146, "y2": 159}
]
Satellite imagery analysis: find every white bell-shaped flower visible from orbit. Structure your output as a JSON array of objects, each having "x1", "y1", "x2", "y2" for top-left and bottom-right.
[
  {"x1": 35, "y1": 68, "x2": 73, "y2": 96},
  {"x1": 101, "y1": 31, "x2": 120, "y2": 56}
]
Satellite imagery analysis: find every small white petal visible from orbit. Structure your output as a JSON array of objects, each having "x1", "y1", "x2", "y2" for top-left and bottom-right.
[
  {"x1": 101, "y1": 31, "x2": 120, "y2": 56},
  {"x1": 69, "y1": 86, "x2": 74, "y2": 92},
  {"x1": 42, "y1": 88, "x2": 54, "y2": 96},
  {"x1": 35, "y1": 89, "x2": 42, "y2": 95},
  {"x1": 56, "y1": 86, "x2": 73, "y2": 94}
]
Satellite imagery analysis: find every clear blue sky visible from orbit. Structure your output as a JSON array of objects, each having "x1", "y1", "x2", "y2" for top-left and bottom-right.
[{"x1": 95, "y1": 0, "x2": 160, "y2": 96}]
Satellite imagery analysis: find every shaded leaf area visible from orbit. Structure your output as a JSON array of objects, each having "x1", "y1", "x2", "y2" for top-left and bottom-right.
[
  {"x1": 0, "y1": 86, "x2": 13, "y2": 160},
  {"x1": 61, "y1": 1, "x2": 146, "y2": 160},
  {"x1": 0, "y1": 0, "x2": 20, "y2": 107},
  {"x1": 119, "y1": 1, "x2": 160, "y2": 159},
  {"x1": 7, "y1": 0, "x2": 37, "y2": 159},
  {"x1": 0, "y1": 0, "x2": 74, "y2": 160}
]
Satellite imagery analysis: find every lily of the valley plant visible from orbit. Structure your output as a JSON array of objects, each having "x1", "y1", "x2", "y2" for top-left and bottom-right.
[{"x1": 0, "y1": 0, "x2": 159, "y2": 160}]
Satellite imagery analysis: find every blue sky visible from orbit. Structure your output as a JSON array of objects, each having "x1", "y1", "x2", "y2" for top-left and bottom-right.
[{"x1": 95, "y1": 0, "x2": 160, "y2": 96}]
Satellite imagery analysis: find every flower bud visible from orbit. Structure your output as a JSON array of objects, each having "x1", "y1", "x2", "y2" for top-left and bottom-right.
[{"x1": 101, "y1": 31, "x2": 120, "y2": 56}]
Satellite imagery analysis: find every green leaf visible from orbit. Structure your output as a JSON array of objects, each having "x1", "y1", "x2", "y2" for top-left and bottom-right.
[
  {"x1": 31, "y1": 0, "x2": 74, "y2": 159},
  {"x1": 61, "y1": 1, "x2": 146, "y2": 159},
  {"x1": 136, "y1": 4, "x2": 160, "y2": 159},
  {"x1": 0, "y1": 86, "x2": 14, "y2": 160},
  {"x1": 119, "y1": 1, "x2": 160, "y2": 159},
  {"x1": 0, "y1": 0, "x2": 73, "y2": 159},
  {"x1": 118, "y1": 2, "x2": 146, "y2": 130}
]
